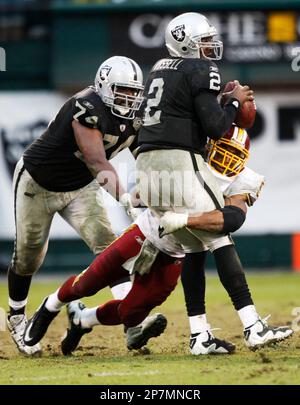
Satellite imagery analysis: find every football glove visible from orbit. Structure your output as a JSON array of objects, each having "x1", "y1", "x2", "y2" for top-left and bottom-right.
[
  {"x1": 159, "y1": 211, "x2": 188, "y2": 238},
  {"x1": 120, "y1": 193, "x2": 142, "y2": 221},
  {"x1": 225, "y1": 168, "x2": 265, "y2": 206}
]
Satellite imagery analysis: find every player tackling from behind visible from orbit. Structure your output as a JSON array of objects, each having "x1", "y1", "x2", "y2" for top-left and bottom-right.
[
  {"x1": 23, "y1": 125, "x2": 292, "y2": 355},
  {"x1": 159, "y1": 125, "x2": 293, "y2": 354}
]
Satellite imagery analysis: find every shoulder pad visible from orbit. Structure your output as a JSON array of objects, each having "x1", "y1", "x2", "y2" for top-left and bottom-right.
[
  {"x1": 73, "y1": 87, "x2": 103, "y2": 129},
  {"x1": 185, "y1": 59, "x2": 221, "y2": 95}
]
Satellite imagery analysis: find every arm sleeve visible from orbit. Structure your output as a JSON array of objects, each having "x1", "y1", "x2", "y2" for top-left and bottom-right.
[{"x1": 194, "y1": 91, "x2": 239, "y2": 140}]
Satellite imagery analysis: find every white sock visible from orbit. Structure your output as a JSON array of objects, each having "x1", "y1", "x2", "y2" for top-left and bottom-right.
[
  {"x1": 110, "y1": 280, "x2": 132, "y2": 300},
  {"x1": 9, "y1": 297, "x2": 27, "y2": 311},
  {"x1": 45, "y1": 290, "x2": 65, "y2": 312},
  {"x1": 189, "y1": 314, "x2": 209, "y2": 334},
  {"x1": 238, "y1": 305, "x2": 259, "y2": 329},
  {"x1": 80, "y1": 307, "x2": 100, "y2": 329}
]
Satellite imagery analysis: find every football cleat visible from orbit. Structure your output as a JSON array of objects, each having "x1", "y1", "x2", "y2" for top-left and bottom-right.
[
  {"x1": 61, "y1": 301, "x2": 92, "y2": 356},
  {"x1": 24, "y1": 297, "x2": 59, "y2": 346},
  {"x1": 126, "y1": 313, "x2": 167, "y2": 350},
  {"x1": 7, "y1": 314, "x2": 42, "y2": 356},
  {"x1": 244, "y1": 315, "x2": 293, "y2": 350},
  {"x1": 189, "y1": 329, "x2": 236, "y2": 355}
]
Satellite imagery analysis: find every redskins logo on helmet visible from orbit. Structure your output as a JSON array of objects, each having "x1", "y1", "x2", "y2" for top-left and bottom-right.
[{"x1": 206, "y1": 125, "x2": 250, "y2": 176}]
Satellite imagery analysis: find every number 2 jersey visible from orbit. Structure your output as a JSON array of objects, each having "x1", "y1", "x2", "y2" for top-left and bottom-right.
[
  {"x1": 23, "y1": 86, "x2": 139, "y2": 192},
  {"x1": 138, "y1": 57, "x2": 223, "y2": 155}
]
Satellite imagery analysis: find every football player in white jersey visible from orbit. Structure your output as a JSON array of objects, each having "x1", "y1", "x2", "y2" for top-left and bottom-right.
[
  {"x1": 159, "y1": 125, "x2": 293, "y2": 354},
  {"x1": 24, "y1": 126, "x2": 292, "y2": 355}
]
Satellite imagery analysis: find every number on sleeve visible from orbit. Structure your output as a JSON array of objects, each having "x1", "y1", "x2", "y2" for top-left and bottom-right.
[
  {"x1": 73, "y1": 100, "x2": 87, "y2": 120},
  {"x1": 209, "y1": 72, "x2": 221, "y2": 91}
]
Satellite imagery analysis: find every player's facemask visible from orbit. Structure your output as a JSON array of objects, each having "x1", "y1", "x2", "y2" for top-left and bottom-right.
[
  {"x1": 190, "y1": 35, "x2": 223, "y2": 60},
  {"x1": 206, "y1": 127, "x2": 250, "y2": 176},
  {"x1": 111, "y1": 85, "x2": 144, "y2": 119}
]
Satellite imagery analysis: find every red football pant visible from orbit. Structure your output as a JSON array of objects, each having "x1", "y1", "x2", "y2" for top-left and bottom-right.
[
  {"x1": 58, "y1": 224, "x2": 145, "y2": 302},
  {"x1": 58, "y1": 224, "x2": 182, "y2": 327},
  {"x1": 97, "y1": 253, "x2": 182, "y2": 327}
]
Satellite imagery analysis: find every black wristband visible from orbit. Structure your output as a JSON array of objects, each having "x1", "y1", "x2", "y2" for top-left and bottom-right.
[
  {"x1": 225, "y1": 98, "x2": 240, "y2": 110},
  {"x1": 220, "y1": 205, "x2": 246, "y2": 233}
]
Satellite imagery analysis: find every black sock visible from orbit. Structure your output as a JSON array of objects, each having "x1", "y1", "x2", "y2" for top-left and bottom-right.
[
  {"x1": 181, "y1": 252, "x2": 207, "y2": 316},
  {"x1": 8, "y1": 265, "x2": 32, "y2": 316},
  {"x1": 213, "y1": 245, "x2": 253, "y2": 310}
]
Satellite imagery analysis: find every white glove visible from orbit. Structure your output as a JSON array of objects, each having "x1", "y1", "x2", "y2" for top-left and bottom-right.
[
  {"x1": 120, "y1": 193, "x2": 142, "y2": 221},
  {"x1": 225, "y1": 168, "x2": 265, "y2": 206},
  {"x1": 159, "y1": 211, "x2": 188, "y2": 238}
]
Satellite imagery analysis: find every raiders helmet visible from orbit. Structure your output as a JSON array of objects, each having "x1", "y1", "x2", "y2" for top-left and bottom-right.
[
  {"x1": 95, "y1": 56, "x2": 144, "y2": 120},
  {"x1": 165, "y1": 12, "x2": 223, "y2": 60},
  {"x1": 207, "y1": 125, "x2": 250, "y2": 176}
]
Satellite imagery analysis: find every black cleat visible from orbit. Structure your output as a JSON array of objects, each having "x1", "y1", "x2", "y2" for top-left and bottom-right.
[
  {"x1": 126, "y1": 313, "x2": 167, "y2": 350},
  {"x1": 24, "y1": 297, "x2": 59, "y2": 346},
  {"x1": 61, "y1": 301, "x2": 92, "y2": 356}
]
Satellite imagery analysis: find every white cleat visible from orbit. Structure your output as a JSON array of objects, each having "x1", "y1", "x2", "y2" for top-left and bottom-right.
[
  {"x1": 7, "y1": 314, "x2": 42, "y2": 356},
  {"x1": 244, "y1": 315, "x2": 293, "y2": 350},
  {"x1": 190, "y1": 326, "x2": 235, "y2": 355}
]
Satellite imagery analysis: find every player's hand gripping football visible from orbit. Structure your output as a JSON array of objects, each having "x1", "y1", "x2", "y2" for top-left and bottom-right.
[
  {"x1": 224, "y1": 80, "x2": 254, "y2": 106},
  {"x1": 221, "y1": 80, "x2": 256, "y2": 128}
]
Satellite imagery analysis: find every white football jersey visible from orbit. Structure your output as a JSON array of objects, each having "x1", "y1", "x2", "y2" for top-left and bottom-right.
[
  {"x1": 135, "y1": 165, "x2": 264, "y2": 257},
  {"x1": 136, "y1": 210, "x2": 186, "y2": 258},
  {"x1": 206, "y1": 164, "x2": 265, "y2": 205}
]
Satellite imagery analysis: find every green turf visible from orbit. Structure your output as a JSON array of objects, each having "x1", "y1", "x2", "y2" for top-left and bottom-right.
[{"x1": 0, "y1": 272, "x2": 299, "y2": 385}]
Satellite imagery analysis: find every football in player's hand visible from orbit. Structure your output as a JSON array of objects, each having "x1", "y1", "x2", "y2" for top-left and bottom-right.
[{"x1": 222, "y1": 81, "x2": 256, "y2": 129}]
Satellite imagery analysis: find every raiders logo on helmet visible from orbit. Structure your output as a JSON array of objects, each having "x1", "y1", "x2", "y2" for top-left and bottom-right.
[
  {"x1": 171, "y1": 24, "x2": 185, "y2": 42},
  {"x1": 99, "y1": 65, "x2": 112, "y2": 80}
]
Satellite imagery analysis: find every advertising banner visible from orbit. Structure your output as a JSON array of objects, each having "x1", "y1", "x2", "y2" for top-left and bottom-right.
[
  {"x1": 0, "y1": 90, "x2": 299, "y2": 238},
  {"x1": 109, "y1": 10, "x2": 300, "y2": 64}
]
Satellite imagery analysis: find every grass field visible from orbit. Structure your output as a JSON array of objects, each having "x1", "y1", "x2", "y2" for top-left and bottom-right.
[{"x1": 0, "y1": 272, "x2": 299, "y2": 385}]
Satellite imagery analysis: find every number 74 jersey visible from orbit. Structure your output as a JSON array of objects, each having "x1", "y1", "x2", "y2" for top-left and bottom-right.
[
  {"x1": 138, "y1": 57, "x2": 221, "y2": 154},
  {"x1": 23, "y1": 86, "x2": 140, "y2": 192}
]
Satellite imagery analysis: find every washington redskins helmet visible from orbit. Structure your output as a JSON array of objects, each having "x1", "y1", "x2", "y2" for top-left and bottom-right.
[
  {"x1": 95, "y1": 56, "x2": 144, "y2": 120},
  {"x1": 165, "y1": 12, "x2": 223, "y2": 60},
  {"x1": 206, "y1": 125, "x2": 250, "y2": 176}
]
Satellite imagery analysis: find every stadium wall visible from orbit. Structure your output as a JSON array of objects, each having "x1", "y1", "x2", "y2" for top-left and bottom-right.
[
  {"x1": 1, "y1": 1, "x2": 300, "y2": 272},
  {"x1": 0, "y1": 90, "x2": 300, "y2": 272}
]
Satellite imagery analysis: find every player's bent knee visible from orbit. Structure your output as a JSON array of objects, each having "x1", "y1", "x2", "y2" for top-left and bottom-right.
[
  {"x1": 13, "y1": 252, "x2": 45, "y2": 276},
  {"x1": 13, "y1": 263, "x2": 37, "y2": 276},
  {"x1": 72, "y1": 280, "x2": 99, "y2": 298}
]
